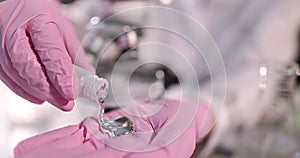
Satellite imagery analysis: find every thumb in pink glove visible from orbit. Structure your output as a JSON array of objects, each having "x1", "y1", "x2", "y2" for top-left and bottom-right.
[
  {"x1": 14, "y1": 98, "x2": 215, "y2": 158},
  {"x1": 0, "y1": 0, "x2": 94, "y2": 111}
]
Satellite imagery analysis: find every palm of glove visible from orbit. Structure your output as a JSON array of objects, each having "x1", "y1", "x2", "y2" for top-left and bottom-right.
[{"x1": 14, "y1": 99, "x2": 214, "y2": 158}]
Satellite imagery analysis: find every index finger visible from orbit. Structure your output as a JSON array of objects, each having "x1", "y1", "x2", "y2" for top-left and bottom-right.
[{"x1": 27, "y1": 15, "x2": 79, "y2": 101}]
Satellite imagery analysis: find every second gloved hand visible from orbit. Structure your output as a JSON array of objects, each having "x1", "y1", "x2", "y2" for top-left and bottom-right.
[
  {"x1": 14, "y1": 98, "x2": 215, "y2": 158},
  {"x1": 0, "y1": 0, "x2": 94, "y2": 110}
]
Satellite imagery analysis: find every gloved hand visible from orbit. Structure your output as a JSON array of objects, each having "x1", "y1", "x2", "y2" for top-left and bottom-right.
[
  {"x1": 0, "y1": 0, "x2": 93, "y2": 111},
  {"x1": 14, "y1": 99, "x2": 214, "y2": 158}
]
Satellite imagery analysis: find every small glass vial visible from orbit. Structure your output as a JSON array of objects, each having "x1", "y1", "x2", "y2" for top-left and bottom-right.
[{"x1": 75, "y1": 66, "x2": 108, "y2": 103}]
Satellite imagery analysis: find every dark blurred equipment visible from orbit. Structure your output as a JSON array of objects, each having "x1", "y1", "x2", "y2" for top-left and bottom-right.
[
  {"x1": 296, "y1": 27, "x2": 300, "y2": 83},
  {"x1": 60, "y1": 0, "x2": 76, "y2": 4},
  {"x1": 161, "y1": 66, "x2": 179, "y2": 89},
  {"x1": 209, "y1": 146, "x2": 235, "y2": 158}
]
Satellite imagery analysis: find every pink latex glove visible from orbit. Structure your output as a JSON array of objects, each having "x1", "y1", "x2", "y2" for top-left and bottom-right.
[
  {"x1": 14, "y1": 98, "x2": 214, "y2": 158},
  {"x1": 0, "y1": 0, "x2": 93, "y2": 111}
]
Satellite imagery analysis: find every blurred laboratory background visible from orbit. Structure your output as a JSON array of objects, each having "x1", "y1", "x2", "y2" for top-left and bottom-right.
[{"x1": 1, "y1": 0, "x2": 300, "y2": 157}]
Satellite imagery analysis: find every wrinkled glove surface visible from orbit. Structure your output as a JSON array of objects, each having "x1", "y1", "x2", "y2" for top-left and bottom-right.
[{"x1": 0, "y1": 0, "x2": 93, "y2": 111}]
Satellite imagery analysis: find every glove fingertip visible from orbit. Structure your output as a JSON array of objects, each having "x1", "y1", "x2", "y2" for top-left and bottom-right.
[
  {"x1": 59, "y1": 100, "x2": 75, "y2": 112},
  {"x1": 47, "y1": 92, "x2": 74, "y2": 111}
]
